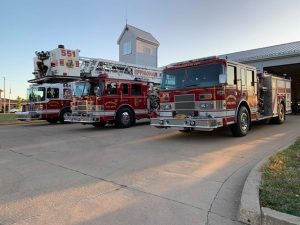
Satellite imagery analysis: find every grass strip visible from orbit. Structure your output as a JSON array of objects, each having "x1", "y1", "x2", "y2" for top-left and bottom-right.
[
  {"x1": 0, "y1": 113, "x2": 18, "y2": 122},
  {"x1": 260, "y1": 139, "x2": 300, "y2": 217}
]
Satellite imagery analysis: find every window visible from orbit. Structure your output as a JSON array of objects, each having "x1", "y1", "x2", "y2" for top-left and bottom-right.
[
  {"x1": 123, "y1": 41, "x2": 132, "y2": 55},
  {"x1": 227, "y1": 66, "x2": 236, "y2": 85},
  {"x1": 122, "y1": 83, "x2": 128, "y2": 94},
  {"x1": 247, "y1": 70, "x2": 255, "y2": 87},
  {"x1": 143, "y1": 47, "x2": 151, "y2": 55},
  {"x1": 47, "y1": 88, "x2": 59, "y2": 99},
  {"x1": 241, "y1": 68, "x2": 246, "y2": 87},
  {"x1": 132, "y1": 84, "x2": 142, "y2": 95},
  {"x1": 106, "y1": 82, "x2": 117, "y2": 95},
  {"x1": 161, "y1": 64, "x2": 224, "y2": 90},
  {"x1": 63, "y1": 88, "x2": 72, "y2": 99},
  {"x1": 27, "y1": 87, "x2": 45, "y2": 102},
  {"x1": 72, "y1": 82, "x2": 91, "y2": 97}
]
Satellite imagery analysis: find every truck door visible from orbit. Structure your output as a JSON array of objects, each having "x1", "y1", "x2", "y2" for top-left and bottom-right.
[
  {"x1": 246, "y1": 69, "x2": 257, "y2": 109},
  {"x1": 131, "y1": 83, "x2": 147, "y2": 113},
  {"x1": 238, "y1": 68, "x2": 258, "y2": 113},
  {"x1": 120, "y1": 83, "x2": 130, "y2": 105},
  {"x1": 104, "y1": 81, "x2": 119, "y2": 111},
  {"x1": 46, "y1": 87, "x2": 60, "y2": 115},
  {"x1": 225, "y1": 65, "x2": 239, "y2": 110}
]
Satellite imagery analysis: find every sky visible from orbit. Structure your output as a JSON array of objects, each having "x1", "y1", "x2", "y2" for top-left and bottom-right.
[{"x1": 1, "y1": 0, "x2": 300, "y2": 99}]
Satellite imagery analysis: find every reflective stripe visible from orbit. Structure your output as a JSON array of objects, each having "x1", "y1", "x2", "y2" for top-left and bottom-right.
[
  {"x1": 92, "y1": 111, "x2": 115, "y2": 116},
  {"x1": 198, "y1": 110, "x2": 235, "y2": 118},
  {"x1": 135, "y1": 109, "x2": 148, "y2": 115}
]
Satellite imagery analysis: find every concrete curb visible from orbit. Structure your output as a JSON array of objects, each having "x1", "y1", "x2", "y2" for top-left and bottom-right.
[
  {"x1": 238, "y1": 142, "x2": 300, "y2": 225},
  {"x1": 262, "y1": 207, "x2": 300, "y2": 225},
  {"x1": 0, "y1": 120, "x2": 47, "y2": 125},
  {"x1": 238, "y1": 157, "x2": 266, "y2": 225}
]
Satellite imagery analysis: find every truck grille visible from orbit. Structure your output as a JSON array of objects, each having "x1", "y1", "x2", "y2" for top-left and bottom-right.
[
  {"x1": 174, "y1": 94, "x2": 195, "y2": 115},
  {"x1": 75, "y1": 100, "x2": 94, "y2": 113},
  {"x1": 27, "y1": 104, "x2": 39, "y2": 111}
]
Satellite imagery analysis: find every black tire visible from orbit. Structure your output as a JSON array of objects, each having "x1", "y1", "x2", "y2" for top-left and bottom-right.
[
  {"x1": 179, "y1": 128, "x2": 193, "y2": 133},
  {"x1": 274, "y1": 103, "x2": 285, "y2": 124},
  {"x1": 59, "y1": 109, "x2": 71, "y2": 124},
  {"x1": 116, "y1": 107, "x2": 133, "y2": 128},
  {"x1": 230, "y1": 106, "x2": 250, "y2": 137},
  {"x1": 46, "y1": 118, "x2": 58, "y2": 124},
  {"x1": 92, "y1": 121, "x2": 106, "y2": 127}
]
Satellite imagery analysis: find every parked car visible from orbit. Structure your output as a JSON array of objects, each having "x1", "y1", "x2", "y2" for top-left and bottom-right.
[{"x1": 9, "y1": 108, "x2": 18, "y2": 113}]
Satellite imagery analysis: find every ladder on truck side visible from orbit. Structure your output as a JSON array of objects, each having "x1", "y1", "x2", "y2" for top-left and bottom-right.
[{"x1": 79, "y1": 57, "x2": 162, "y2": 84}]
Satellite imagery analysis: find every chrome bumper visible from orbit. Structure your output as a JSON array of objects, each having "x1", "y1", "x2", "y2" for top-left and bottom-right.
[
  {"x1": 150, "y1": 117, "x2": 223, "y2": 131},
  {"x1": 64, "y1": 114, "x2": 97, "y2": 124},
  {"x1": 16, "y1": 112, "x2": 42, "y2": 121}
]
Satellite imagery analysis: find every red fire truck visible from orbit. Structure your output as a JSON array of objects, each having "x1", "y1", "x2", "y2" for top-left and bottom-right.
[
  {"x1": 151, "y1": 56, "x2": 291, "y2": 136},
  {"x1": 17, "y1": 45, "x2": 81, "y2": 123},
  {"x1": 64, "y1": 58, "x2": 161, "y2": 128}
]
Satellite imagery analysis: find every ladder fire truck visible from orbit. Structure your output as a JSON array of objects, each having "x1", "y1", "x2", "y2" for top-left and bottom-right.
[
  {"x1": 64, "y1": 58, "x2": 162, "y2": 128},
  {"x1": 151, "y1": 56, "x2": 291, "y2": 137},
  {"x1": 17, "y1": 45, "x2": 81, "y2": 123}
]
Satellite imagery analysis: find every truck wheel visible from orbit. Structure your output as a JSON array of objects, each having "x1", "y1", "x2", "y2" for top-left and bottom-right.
[
  {"x1": 46, "y1": 118, "x2": 58, "y2": 124},
  {"x1": 230, "y1": 106, "x2": 250, "y2": 137},
  {"x1": 116, "y1": 107, "x2": 133, "y2": 128},
  {"x1": 179, "y1": 128, "x2": 193, "y2": 133},
  {"x1": 274, "y1": 103, "x2": 285, "y2": 124},
  {"x1": 59, "y1": 109, "x2": 71, "y2": 124},
  {"x1": 92, "y1": 122, "x2": 106, "y2": 127}
]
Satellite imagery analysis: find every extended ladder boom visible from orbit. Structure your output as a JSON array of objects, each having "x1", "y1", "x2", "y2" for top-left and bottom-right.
[{"x1": 79, "y1": 57, "x2": 162, "y2": 84}]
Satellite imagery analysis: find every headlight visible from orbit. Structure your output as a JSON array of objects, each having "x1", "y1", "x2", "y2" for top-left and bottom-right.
[{"x1": 199, "y1": 102, "x2": 214, "y2": 109}]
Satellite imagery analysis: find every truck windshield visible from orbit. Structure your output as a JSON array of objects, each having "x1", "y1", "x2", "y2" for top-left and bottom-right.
[
  {"x1": 72, "y1": 81, "x2": 91, "y2": 97},
  {"x1": 72, "y1": 81, "x2": 104, "y2": 97},
  {"x1": 27, "y1": 87, "x2": 46, "y2": 102},
  {"x1": 161, "y1": 63, "x2": 224, "y2": 90}
]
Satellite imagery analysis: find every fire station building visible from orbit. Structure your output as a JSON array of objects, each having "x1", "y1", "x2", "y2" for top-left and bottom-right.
[{"x1": 220, "y1": 41, "x2": 300, "y2": 104}]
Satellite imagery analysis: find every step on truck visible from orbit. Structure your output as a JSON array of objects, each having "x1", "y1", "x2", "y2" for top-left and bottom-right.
[
  {"x1": 150, "y1": 56, "x2": 291, "y2": 136},
  {"x1": 17, "y1": 45, "x2": 81, "y2": 123},
  {"x1": 64, "y1": 58, "x2": 161, "y2": 128}
]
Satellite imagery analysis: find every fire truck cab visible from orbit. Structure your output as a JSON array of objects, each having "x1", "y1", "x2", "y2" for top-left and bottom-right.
[
  {"x1": 18, "y1": 82, "x2": 73, "y2": 123},
  {"x1": 17, "y1": 45, "x2": 81, "y2": 123},
  {"x1": 65, "y1": 58, "x2": 161, "y2": 128},
  {"x1": 151, "y1": 56, "x2": 291, "y2": 136}
]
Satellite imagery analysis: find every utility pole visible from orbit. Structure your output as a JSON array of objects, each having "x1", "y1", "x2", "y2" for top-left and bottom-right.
[
  {"x1": 8, "y1": 87, "x2": 11, "y2": 112},
  {"x1": 3, "y1": 77, "x2": 5, "y2": 113}
]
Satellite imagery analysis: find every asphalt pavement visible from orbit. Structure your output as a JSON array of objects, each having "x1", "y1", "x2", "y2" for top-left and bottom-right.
[{"x1": 0, "y1": 116, "x2": 299, "y2": 225}]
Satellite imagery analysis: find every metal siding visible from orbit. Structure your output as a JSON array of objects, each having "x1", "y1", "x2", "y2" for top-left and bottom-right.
[{"x1": 220, "y1": 41, "x2": 300, "y2": 63}]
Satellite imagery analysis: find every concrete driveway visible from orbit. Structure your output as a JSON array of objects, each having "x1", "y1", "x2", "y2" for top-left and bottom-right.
[{"x1": 0, "y1": 116, "x2": 299, "y2": 225}]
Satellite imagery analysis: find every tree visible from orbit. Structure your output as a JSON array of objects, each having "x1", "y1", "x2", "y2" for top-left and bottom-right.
[{"x1": 16, "y1": 96, "x2": 22, "y2": 110}]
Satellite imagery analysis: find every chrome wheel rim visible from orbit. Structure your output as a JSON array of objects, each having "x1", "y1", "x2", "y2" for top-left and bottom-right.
[
  {"x1": 241, "y1": 112, "x2": 248, "y2": 131},
  {"x1": 279, "y1": 105, "x2": 284, "y2": 121},
  {"x1": 121, "y1": 112, "x2": 130, "y2": 125}
]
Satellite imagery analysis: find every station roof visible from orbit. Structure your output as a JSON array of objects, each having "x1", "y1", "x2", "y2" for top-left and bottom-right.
[
  {"x1": 117, "y1": 24, "x2": 160, "y2": 46},
  {"x1": 220, "y1": 41, "x2": 300, "y2": 63}
]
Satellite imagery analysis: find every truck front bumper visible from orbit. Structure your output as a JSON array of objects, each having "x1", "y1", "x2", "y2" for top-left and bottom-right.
[
  {"x1": 150, "y1": 117, "x2": 223, "y2": 131},
  {"x1": 64, "y1": 114, "x2": 97, "y2": 124},
  {"x1": 16, "y1": 112, "x2": 42, "y2": 121}
]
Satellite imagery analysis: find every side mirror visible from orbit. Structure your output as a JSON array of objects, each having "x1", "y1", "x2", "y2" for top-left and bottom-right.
[{"x1": 219, "y1": 74, "x2": 227, "y2": 84}]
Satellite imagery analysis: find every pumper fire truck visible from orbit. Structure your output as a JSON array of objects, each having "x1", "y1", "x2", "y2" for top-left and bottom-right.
[
  {"x1": 17, "y1": 45, "x2": 81, "y2": 123},
  {"x1": 64, "y1": 58, "x2": 161, "y2": 128},
  {"x1": 151, "y1": 56, "x2": 291, "y2": 136}
]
